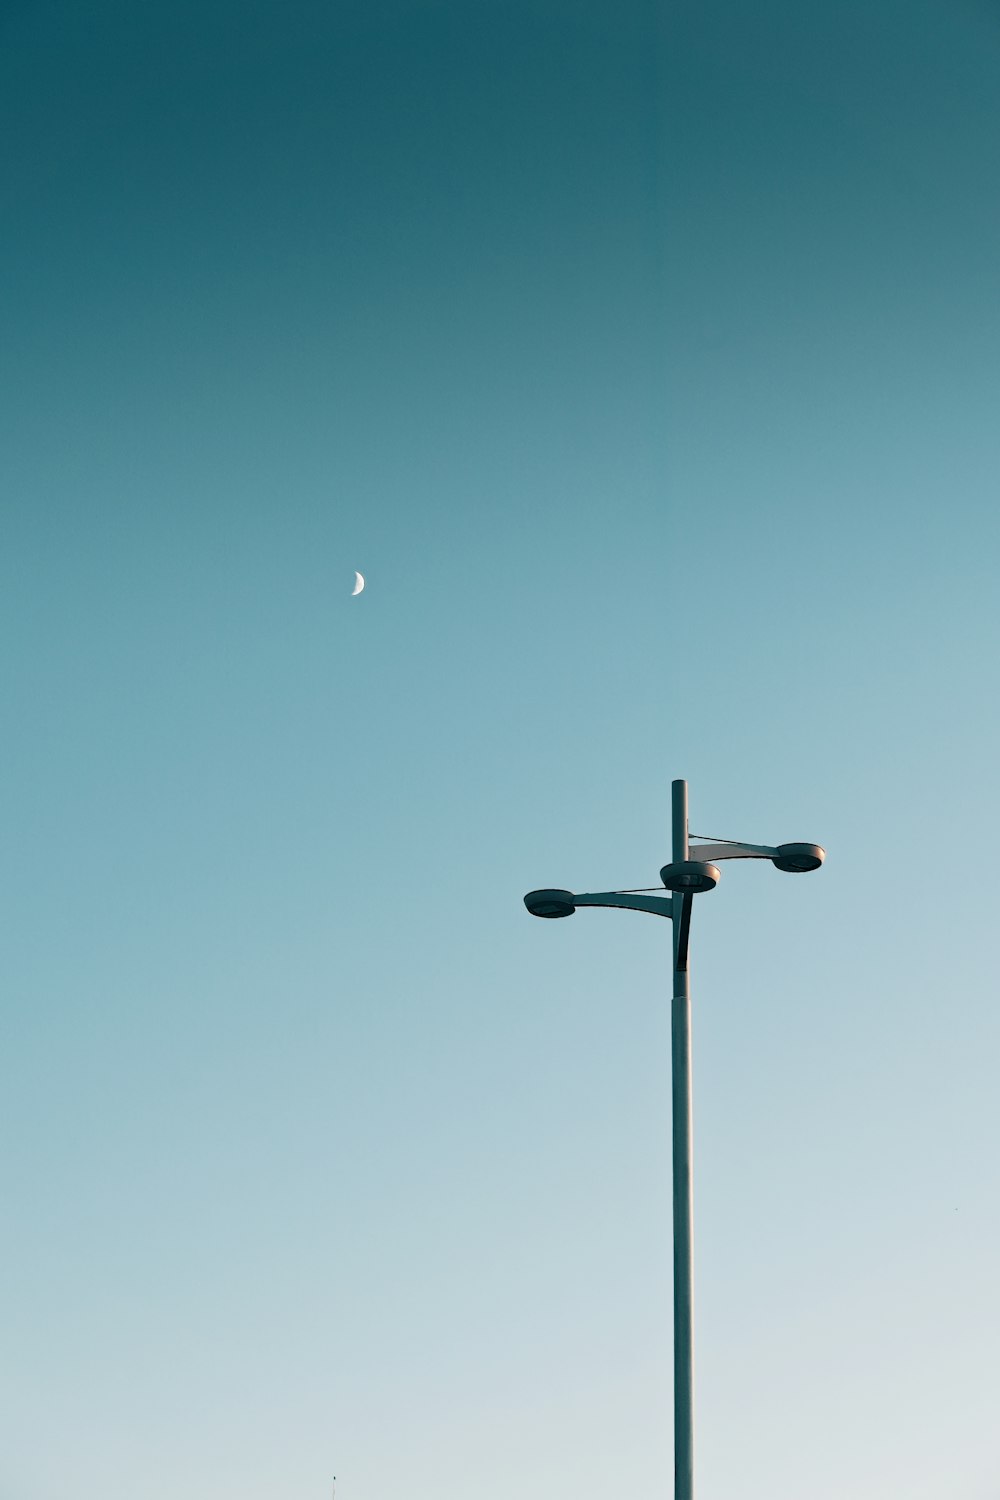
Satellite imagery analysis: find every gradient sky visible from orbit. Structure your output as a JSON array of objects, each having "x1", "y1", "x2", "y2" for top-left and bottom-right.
[{"x1": 3, "y1": 3, "x2": 1000, "y2": 1498}]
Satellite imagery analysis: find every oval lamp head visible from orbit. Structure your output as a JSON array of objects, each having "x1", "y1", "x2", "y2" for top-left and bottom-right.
[
  {"x1": 771, "y1": 842, "x2": 825, "y2": 873},
  {"x1": 659, "y1": 861, "x2": 721, "y2": 894},
  {"x1": 524, "y1": 888, "x2": 577, "y2": 918}
]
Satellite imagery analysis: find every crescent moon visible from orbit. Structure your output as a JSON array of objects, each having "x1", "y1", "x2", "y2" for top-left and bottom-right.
[{"x1": 351, "y1": 571, "x2": 365, "y2": 596}]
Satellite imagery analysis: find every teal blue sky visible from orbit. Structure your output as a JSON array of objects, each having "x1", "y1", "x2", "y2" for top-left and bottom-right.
[{"x1": 3, "y1": 2, "x2": 999, "y2": 1497}]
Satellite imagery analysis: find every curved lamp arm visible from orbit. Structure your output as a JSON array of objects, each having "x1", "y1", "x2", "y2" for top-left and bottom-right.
[
  {"x1": 689, "y1": 841, "x2": 776, "y2": 862},
  {"x1": 572, "y1": 891, "x2": 675, "y2": 919},
  {"x1": 690, "y1": 840, "x2": 825, "y2": 873},
  {"x1": 524, "y1": 888, "x2": 674, "y2": 919}
]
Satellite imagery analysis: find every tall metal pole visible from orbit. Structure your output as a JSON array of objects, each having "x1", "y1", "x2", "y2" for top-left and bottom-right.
[{"x1": 670, "y1": 779, "x2": 694, "y2": 1500}]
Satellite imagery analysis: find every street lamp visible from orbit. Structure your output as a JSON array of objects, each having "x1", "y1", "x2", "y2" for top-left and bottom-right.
[{"x1": 523, "y1": 779, "x2": 824, "y2": 1500}]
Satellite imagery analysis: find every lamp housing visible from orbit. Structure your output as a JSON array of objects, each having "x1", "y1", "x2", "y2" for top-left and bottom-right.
[
  {"x1": 659, "y1": 861, "x2": 721, "y2": 894},
  {"x1": 524, "y1": 888, "x2": 577, "y2": 918},
  {"x1": 771, "y1": 843, "x2": 825, "y2": 873}
]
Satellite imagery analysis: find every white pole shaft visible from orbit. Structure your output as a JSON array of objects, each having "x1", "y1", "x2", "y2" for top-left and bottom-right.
[
  {"x1": 671, "y1": 780, "x2": 694, "y2": 1500},
  {"x1": 671, "y1": 971, "x2": 694, "y2": 1500}
]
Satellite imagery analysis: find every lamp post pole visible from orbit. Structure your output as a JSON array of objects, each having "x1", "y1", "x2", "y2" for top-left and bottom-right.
[
  {"x1": 523, "y1": 781, "x2": 824, "y2": 1500},
  {"x1": 670, "y1": 779, "x2": 694, "y2": 1500}
]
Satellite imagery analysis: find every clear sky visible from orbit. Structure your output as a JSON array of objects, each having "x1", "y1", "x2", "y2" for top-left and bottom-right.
[{"x1": 3, "y1": 2, "x2": 999, "y2": 1497}]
